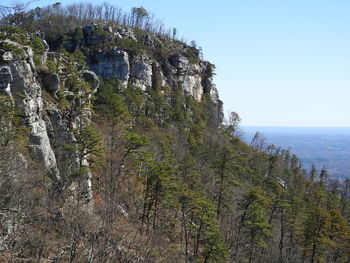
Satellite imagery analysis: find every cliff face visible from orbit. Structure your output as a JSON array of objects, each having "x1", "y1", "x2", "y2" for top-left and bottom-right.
[
  {"x1": 0, "y1": 42, "x2": 99, "y2": 204},
  {"x1": 82, "y1": 24, "x2": 223, "y2": 120},
  {"x1": 0, "y1": 23, "x2": 223, "y2": 204},
  {"x1": 0, "y1": 43, "x2": 59, "y2": 179},
  {"x1": 3, "y1": 7, "x2": 350, "y2": 263}
]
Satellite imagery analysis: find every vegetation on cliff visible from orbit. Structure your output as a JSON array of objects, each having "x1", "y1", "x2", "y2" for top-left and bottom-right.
[{"x1": 1, "y1": 3, "x2": 350, "y2": 263}]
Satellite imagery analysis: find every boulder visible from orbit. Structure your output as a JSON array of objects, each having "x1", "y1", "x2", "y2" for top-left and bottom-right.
[
  {"x1": 116, "y1": 28, "x2": 137, "y2": 41},
  {"x1": 80, "y1": 70, "x2": 100, "y2": 91},
  {"x1": 2, "y1": 51, "x2": 13, "y2": 61},
  {"x1": 42, "y1": 73, "x2": 60, "y2": 93}
]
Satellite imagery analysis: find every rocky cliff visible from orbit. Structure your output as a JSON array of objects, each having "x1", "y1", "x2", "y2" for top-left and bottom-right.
[
  {"x1": 3, "y1": 5, "x2": 350, "y2": 263},
  {"x1": 0, "y1": 23, "x2": 223, "y2": 204},
  {"x1": 75, "y1": 23, "x2": 223, "y2": 119}
]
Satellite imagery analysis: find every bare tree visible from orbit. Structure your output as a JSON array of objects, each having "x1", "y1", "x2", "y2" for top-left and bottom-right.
[{"x1": 0, "y1": 1, "x2": 32, "y2": 25}]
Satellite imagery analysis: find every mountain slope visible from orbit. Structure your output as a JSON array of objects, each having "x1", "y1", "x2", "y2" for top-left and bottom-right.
[{"x1": 1, "y1": 3, "x2": 350, "y2": 263}]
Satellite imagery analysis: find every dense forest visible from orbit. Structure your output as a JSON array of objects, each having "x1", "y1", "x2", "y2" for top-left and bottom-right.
[{"x1": 1, "y1": 2, "x2": 350, "y2": 263}]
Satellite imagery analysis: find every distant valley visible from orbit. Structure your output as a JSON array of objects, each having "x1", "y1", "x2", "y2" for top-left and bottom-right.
[{"x1": 242, "y1": 126, "x2": 350, "y2": 179}]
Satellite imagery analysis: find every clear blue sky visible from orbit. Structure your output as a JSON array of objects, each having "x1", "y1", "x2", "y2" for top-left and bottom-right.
[{"x1": 7, "y1": 0, "x2": 350, "y2": 127}]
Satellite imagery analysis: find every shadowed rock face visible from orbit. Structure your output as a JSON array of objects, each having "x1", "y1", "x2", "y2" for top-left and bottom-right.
[
  {"x1": 88, "y1": 48, "x2": 130, "y2": 84},
  {"x1": 0, "y1": 66, "x2": 13, "y2": 95},
  {"x1": 81, "y1": 70, "x2": 100, "y2": 91},
  {"x1": 42, "y1": 73, "x2": 60, "y2": 93},
  {"x1": 0, "y1": 66, "x2": 13, "y2": 84}
]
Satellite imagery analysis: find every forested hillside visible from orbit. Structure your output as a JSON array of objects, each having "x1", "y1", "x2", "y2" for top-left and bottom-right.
[{"x1": 1, "y1": 3, "x2": 350, "y2": 263}]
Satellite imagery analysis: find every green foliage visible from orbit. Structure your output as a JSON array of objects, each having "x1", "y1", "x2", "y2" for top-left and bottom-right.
[
  {"x1": 62, "y1": 27, "x2": 83, "y2": 51},
  {"x1": 2, "y1": 9, "x2": 350, "y2": 263},
  {"x1": 0, "y1": 25, "x2": 25, "y2": 42},
  {"x1": 126, "y1": 133, "x2": 149, "y2": 151},
  {"x1": 0, "y1": 42, "x2": 25, "y2": 58},
  {"x1": 114, "y1": 38, "x2": 144, "y2": 54},
  {"x1": 33, "y1": 54, "x2": 41, "y2": 65},
  {"x1": 123, "y1": 84, "x2": 145, "y2": 118},
  {"x1": 70, "y1": 125, "x2": 103, "y2": 168},
  {"x1": 73, "y1": 49, "x2": 87, "y2": 67},
  {"x1": 95, "y1": 78, "x2": 130, "y2": 122},
  {"x1": 57, "y1": 88, "x2": 70, "y2": 109},
  {"x1": 144, "y1": 85, "x2": 171, "y2": 125},
  {"x1": 301, "y1": 206, "x2": 332, "y2": 263},
  {"x1": 46, "y1": 60, "x2": 58, "y2": 73},
  {"x1": 0, "y1": 94, "x2": 28, "y2": 147},
  {"x1": 238, "y1": 186, "x2": 271, "y2": 262},
  {"x1": 90, "y1": 27, "x2": 109, "y2": 43},
  {"x1": 170, "y1": 86, "x2": 186, "y2": 124},
  {"x1": 184, "y1": 46, "x2": 200, "y2": 64},
  {"x1": 27, "y1": 35, "x2": 46, "y2": 54},
  {"x1": 212, "y1": 145, "x2": 242, "y2": 218},
  {"x1": 88, "y1": 39, "x2": 350, "y2": 263},
  {"x1": 131, "y1": 7, "x2": 149, "y2": 19}
]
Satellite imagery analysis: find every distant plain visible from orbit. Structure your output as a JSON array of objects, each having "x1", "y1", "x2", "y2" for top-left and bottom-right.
[{"x1": 242, "y1": 126, "x2": 350, "y2": 179}]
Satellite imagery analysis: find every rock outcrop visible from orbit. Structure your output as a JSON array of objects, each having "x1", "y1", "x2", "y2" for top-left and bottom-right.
[
  {"x1": 0, "y1": 20, "x2": 226, "y2": 262},
  {"x1": 0, "y1": 23, "x2": 223, "y2": 206},
  {"x1": 0, "y1": 43, "x2": 98, "y2": 204},
  {"x1": 42, "y1": 73, "x2": 60, "y2": 93},
  {"x1": 81, "y1": 24, "x2": 223, "y2": 119},
  {"x1": 0, "y1": 66, "x2": 12, "y2": 96},
  {"x1": 88, "y1": 48, "x2": 130, "y2": 85},
  {"x1": 0, "y1": 43, "x2": 60, "y2": 179}
]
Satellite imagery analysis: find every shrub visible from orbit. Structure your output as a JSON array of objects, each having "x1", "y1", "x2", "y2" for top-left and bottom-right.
[
  {"x1": 114, "y1": 38, "x2": 144, "y2": 54},
  {"x1": 27, "y1": 36, "x2": 46, "y2": 54}
]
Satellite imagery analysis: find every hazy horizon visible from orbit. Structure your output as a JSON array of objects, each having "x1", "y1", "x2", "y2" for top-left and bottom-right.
[
  {"x1": 243, "y1": 125, "x2": 350, "y2": 128},
  {"x1": 242, "y1": 126, "x2": 350, "y2": 135},
  {"x1": 242, "y1": 126, "x2": 350, "y2": 178}
]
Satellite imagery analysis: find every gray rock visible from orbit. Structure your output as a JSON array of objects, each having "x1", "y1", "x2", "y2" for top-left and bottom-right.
[
  {"x1": 162, "y1": 54, "x2": 210, "y2": 101},
  {"x1": 143, "y1": 34, "x2": 162, "y2": 49},
  {"x1": 116, "y1": 28, "x2": 137, "y2": 41},
  {"x1": 28, "y1": 119, "x2": 60, "y2": 178},
  {"x1": 42, "y1": 40, "x2": 49, "y2": 52},
  {"x1": 82, "y1": 23, "x2": 222, "y2": 107},
  {"x1": 42, "y1": 73, "x2": 60, "y2": 93},
  {"x1": 47, "y1": 52, "x2": 61, "y2": 62},
  {"x1": 0, "y1": 66, "x2": 13, "y2": 95},
  {"x1": 103, "y1": 24, "x2": 113, "y2": 33},
  {"x1": 151, "y1": 62, "x2": 164, "y2": 89},
  {"x1": 82, "y1": 23, "x2": 223, "y2": 121},
  {"x1": 46, "y1": 108, "x2": 93, "y2": 203},
  {"x1": 80, "y1": 70, "x2": 100, "y2": 91},
  {"x1": 169, "y1": 54, "x2": 190, "y2": 72},
  {"x1": 0, "y1": 66, "x2": 13, "y2": 84},
  {"x1": 88, "y1": 48, "x2": 129, "y2": 84},
  {"x1": 83, "y1": 24, "x2": 99, "y2": 45},
  {"x1": 0, "y1": 66, "x2": 13, "y2": 97},
  {"x1": 4, "y1": 45, "x2": 60, "y2": 180},
  {"x1": 114, "y1": 32, "x2": 123, "y2": 39},
  {"x1": 130, "y1": 54, "x2": 152, "y2": 90},
  {"x1": 2, "y1": 51, "x2": 13, "y2": 61}
]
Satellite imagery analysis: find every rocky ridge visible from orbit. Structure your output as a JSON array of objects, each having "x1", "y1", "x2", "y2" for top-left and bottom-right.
[
  {"x1": 80, "y1": 23, "x2": 223, "y2": 119},
  {"x1": 0, "y1": 23, "x2": 224, "y2": 205}
]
